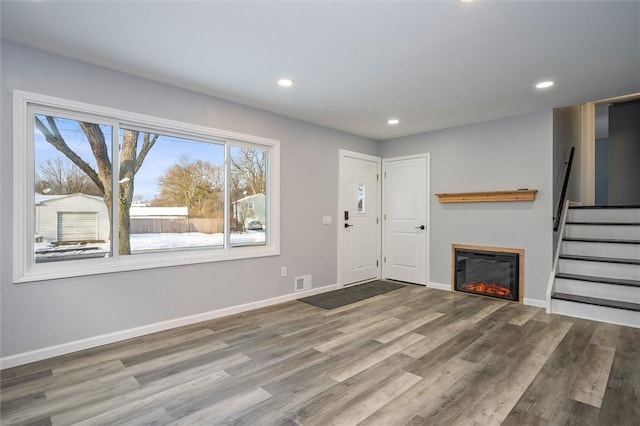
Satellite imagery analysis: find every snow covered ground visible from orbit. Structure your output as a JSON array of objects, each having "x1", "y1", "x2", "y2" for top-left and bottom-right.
[
  {"x1": 130, "y1": 231, "x2": 265, "y2": 250},
  {"x1": 35, "y1": 231, "x2": 266, "y2": 261}
]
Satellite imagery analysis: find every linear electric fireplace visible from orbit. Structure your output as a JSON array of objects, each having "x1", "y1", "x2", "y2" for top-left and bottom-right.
[{"x1": 451, "y1": 244, "x2": 524, "y2": 303}]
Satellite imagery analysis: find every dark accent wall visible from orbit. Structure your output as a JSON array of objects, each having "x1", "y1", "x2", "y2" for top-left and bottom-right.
[
  {"x1": 595, "y1": 138, "x2": 608, "y2": 206},
  {"x1": 608, "y1": 100, "x2": 640, "y2": 205}
]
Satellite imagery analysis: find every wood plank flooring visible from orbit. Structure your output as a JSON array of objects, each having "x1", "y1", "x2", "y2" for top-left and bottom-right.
[{"x1": 1, "y1": 284, "x2": 639, "y2": 425}]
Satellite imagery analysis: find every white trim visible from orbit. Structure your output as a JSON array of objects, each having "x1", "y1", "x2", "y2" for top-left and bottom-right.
[
  {"x1": 13, "y1": 90, "x2": 280, "y2": 283},
  {"x1": 17, "y1": 247, "x2": 281, "y2": 283},
  {"x1": 546, "y1": 199, "x2": 571, "y2": 312},
  {"x1": 581, "y1": 102, "x2": 596, "y2": 205},
  {"x1": 0, "y1": 283, "x2": 341, "y2": 369},
  {"x1": 15, "y1": 91, "x2": 279, "y2": 146},
  {"x1": 13, "y1": 91, "x2": 29, "y2": 283},
  {"x1": 337, "y1": 149, "x2": 382, "y2": 287},
  {"x1": 523, "y1": 298, "x2": 547, "y2": 308},
  {"x1": 427, "y1": 281, "x2": 450, "y2": 291}
]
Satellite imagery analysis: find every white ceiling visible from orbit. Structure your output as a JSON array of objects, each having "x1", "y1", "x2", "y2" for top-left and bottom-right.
[{"x1": 2, "y1": 1, "x2": 639, "y2": 140}]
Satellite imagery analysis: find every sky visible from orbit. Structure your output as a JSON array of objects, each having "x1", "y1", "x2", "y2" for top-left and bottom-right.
[{"x1": 34, "y1": 115, "x2": 225, "y2": 201}]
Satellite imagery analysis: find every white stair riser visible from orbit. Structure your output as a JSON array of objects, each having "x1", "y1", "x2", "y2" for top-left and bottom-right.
[
  {"x1": 558, "y1": 259, "x2": 640, "y2": 281},
  {"x1": 555, "y1": 278, "x2": 640, "y2": 304},
  {"x1": 551, "y1": 299, "x2": 640, "y2": 328},
  {"x1": 568, "y1": 208, "x2": 640, "y2": 223},
  {"x1": 562, "y1": 241, "x2": 640, "y2": 260},
  {"x1": 564, "y1": 224, "x2": 640, "y2": 240}
]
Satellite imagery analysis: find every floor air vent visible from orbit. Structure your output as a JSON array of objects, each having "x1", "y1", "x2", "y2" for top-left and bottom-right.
[{"x1": 295, "y1": 275, "x2": 312, "y2": 291}]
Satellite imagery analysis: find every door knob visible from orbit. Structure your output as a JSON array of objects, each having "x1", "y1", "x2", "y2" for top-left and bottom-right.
[
  {"x1": 344, "y1": 223, "x2": 354, "y2": 228},
  {"x1": 415, "y1": 225, "x2": 425, "y2": 230}
]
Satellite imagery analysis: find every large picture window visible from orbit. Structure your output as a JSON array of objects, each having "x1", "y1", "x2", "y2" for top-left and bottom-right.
[{"x1": 14, "y1": 91, "x2": 279, "y2": 282}]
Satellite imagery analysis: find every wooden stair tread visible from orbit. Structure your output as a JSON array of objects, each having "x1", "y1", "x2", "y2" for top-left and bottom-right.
[
  {"x1": 552, "y1": 293, "x2": 640, "y2": 312},
  {"x1": 559, "y1": 254, "x2": 640, "y2": 265},
  {"x1": 563, "y1": 237, "x2": 640, "y2": 244},
  {"x1": 555, "y1": 273, "x2": 640, "y2": 287}
]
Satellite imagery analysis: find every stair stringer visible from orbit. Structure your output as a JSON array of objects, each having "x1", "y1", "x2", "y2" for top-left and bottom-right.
[{"x1": 546, "y1": 200, "x2": 572, "y2": 313}]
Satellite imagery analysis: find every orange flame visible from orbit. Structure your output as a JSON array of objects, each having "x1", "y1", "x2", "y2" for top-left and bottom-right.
[{"x1": 463, "y1": 282, "x2": 511, "y2": 297}]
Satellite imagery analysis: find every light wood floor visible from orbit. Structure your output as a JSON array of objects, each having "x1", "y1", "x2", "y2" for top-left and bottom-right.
[{"x1": 1, "y1": 284, "x2": 639, "y2": 425}]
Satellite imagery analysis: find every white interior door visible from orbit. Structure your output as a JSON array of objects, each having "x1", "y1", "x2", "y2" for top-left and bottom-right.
[
  {"x1": 339, "y1": 151, "x2": 381, "y2": 285},
  {"x1": 383, "y1": 154, "x2": 429, "y2": 285}
]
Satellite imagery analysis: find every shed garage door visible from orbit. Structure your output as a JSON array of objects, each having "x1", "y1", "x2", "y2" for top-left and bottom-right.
[{"x1": 57, "y1": 212, "x2": 99, "y2": 242}]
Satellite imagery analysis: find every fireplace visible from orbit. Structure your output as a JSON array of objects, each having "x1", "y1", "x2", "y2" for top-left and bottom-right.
[{"x1": 452, "y1": 244, "x2": 523, "y2": 302}]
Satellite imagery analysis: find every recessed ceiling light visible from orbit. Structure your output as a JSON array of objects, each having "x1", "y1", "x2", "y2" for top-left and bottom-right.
[
  {"x1": 388, "y1": 119, "x2": 400, "y2": 125},
  {"x1": 278, "y1": 78, "x2": 294, "y2": 88},
  {"x1": 460, "y1": 0, "x2": 476, "y2": 3},
  {"x1": 536, "y1": 80, "x2": 554, "y2": 89}
]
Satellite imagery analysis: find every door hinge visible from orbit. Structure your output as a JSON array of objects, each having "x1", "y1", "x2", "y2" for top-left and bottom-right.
[
  {"x1": 384, "y1": 171, "x2": 387, "y2": 178},
  {"x1": 377, "y1": 174, "x2": 379, "y2": 181},
  {"x1": 376, "y1": 260, "x2": 379, "y2": 267},
  {"x1": 384, "y1": 214, "x2": 386, "y2": 220},
  {"x1": 376, "y1": 217, "x2": 379, "y2": 224},
  {"x1": 384, "y1": 257, "x2": 387, "y2": 263}
]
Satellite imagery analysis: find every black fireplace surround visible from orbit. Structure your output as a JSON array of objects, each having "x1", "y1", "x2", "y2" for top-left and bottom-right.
[{"x1": 454, "y1": 248, "x2": 519, "y2": 301}]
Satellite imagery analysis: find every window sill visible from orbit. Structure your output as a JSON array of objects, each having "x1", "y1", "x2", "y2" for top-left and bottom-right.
[{"x1": 15, "y1": 245, "x2": 280, "y2": 283}]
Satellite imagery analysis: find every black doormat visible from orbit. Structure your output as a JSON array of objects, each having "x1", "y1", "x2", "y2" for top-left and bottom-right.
[{"x1": 298, "y1": 280, "x2": 406, "y2": 309}]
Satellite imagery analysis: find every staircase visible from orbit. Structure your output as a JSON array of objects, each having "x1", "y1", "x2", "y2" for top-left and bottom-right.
[{"x1": 550, "y1": 205, "x2": 640, "y2": 327}]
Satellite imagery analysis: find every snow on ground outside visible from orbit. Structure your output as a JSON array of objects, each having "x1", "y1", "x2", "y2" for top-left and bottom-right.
[{"x1": 35, "y1": 231, "x2": 265, "y2": 260}]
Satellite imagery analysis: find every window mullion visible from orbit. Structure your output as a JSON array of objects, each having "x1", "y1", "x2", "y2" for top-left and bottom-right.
[
  {"x1": 224, "y1": 142, "x2": 230, "y2": 250},
  {"x1": 111, "y1": 124, "x2": 121, "y2": 259},
  {"x1": 25, "y1": 103, "x2": 36, "y2": 273}
]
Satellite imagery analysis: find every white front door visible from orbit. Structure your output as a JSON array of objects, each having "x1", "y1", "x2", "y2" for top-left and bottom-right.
[
  {"x1": 383, "y1": 154, "x2": 429, "y2": 285},
  {"x1": 339, "y1": 150, "x2": 381, "y2": 285}
]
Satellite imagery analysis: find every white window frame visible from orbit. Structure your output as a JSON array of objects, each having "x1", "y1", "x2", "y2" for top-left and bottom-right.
[{"x1": 13, "y1": 90, "x2": 280, "y2": 283}]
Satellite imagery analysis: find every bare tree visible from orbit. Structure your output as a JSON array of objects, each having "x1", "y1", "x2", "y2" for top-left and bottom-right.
[
  {"x1": 151, "y1": 156, "x2": 224, "y2": 218},
  {"x1": 35, "y1": 158, "x2": 102, "y2": 196},
  {"x1": 35, "y1": 116, "x2": 158, "y2": 254},
  {"x1": 230, "y1": 148, "x2": 266, "y2": 195},
  {"x1": 229, "y1": 147, "x2": 267, "y2": 232}
]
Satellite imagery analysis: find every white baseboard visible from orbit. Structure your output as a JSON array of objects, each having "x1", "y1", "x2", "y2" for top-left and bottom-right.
[
  {"x1": 428, "y1": 282, "x2": 451, "y2": 291},
  {"x1": 523, "y1": 298, "x2": 547, "y2": 308},
  {"x1": 0, "y1": 283, "x2": 341, "y2": 369}
]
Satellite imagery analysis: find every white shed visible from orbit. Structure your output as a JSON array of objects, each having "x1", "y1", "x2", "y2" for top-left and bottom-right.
[{"x1": 35, "y1": 193, "x2": 109, "y2": 243}]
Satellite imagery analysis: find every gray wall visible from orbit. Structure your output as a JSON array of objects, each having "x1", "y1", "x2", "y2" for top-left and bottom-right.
[
  {"x1": 608, "y1": 100, "x2": 640, "y2": 205},
  {"x1": 552, "y1": 105, "x2": 583, "y2": 252},
  {"x1": 553, "y1": 106, "x2": 582, "y2": 206},
  {"x1": 0, "y1": 42, "x2": 378, "y2": 358},
  {"x1": 380, "y1": 111, "x2": 554, "y2": 302}
]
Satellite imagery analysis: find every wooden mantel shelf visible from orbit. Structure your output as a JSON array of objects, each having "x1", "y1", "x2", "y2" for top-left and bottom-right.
[{"x1": 435, "y1": 189, "x2": 538, "y2": 203}]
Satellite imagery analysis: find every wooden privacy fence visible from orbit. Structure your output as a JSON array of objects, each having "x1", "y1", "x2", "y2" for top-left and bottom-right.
[{"x1": 131, "y1": 218, "x2": 224, "y2": 234}]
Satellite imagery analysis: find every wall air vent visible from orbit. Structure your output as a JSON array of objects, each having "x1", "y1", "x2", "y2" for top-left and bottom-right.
[{"x1": 295, "y1": 274, "x2": 312, "y2": 292}]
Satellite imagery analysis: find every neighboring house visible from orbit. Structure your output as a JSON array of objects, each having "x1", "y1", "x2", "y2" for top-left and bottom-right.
[
  {"x1": 35, "y1": 193, "x2": 109, "y2": 242},
  {"x1": 231, "y1": 193, "x2": 266, "y2": 229}
]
